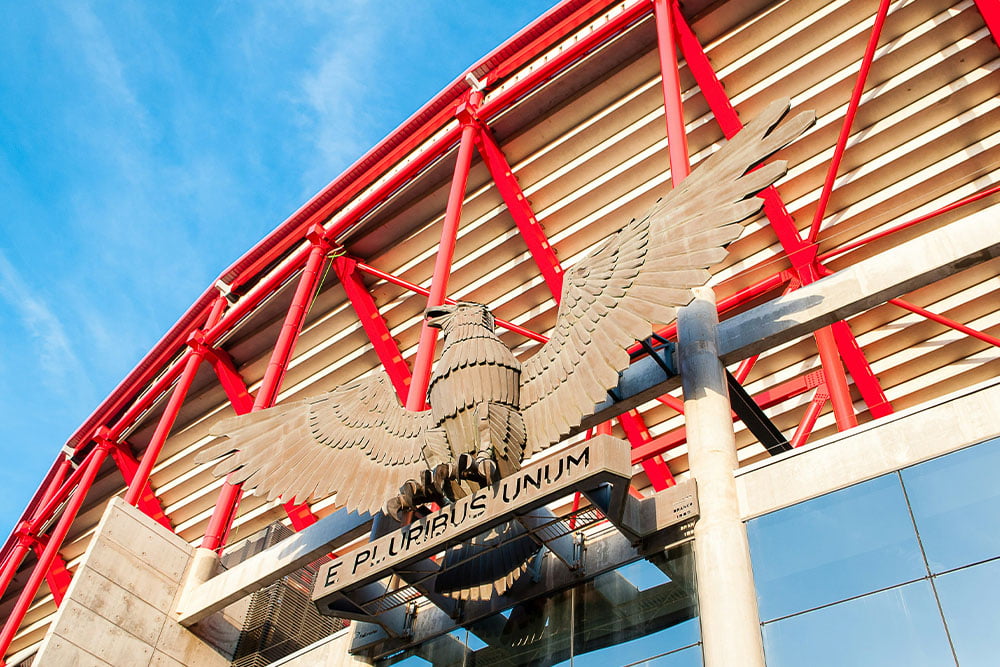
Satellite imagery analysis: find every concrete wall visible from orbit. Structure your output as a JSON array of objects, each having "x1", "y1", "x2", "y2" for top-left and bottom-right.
[
  {"x1": 33, "y1": 499, "x2": 239, "y2": 666},
  {"x1": 736, "y1": 377, "x2": 1000, "y2": 519},
  {"x1": 272, "y1": 628, "x2": 370, "y2": 667}
]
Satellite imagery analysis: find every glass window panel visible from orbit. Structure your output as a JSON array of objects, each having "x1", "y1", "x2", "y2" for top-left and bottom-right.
[
  {"x1": 902, "y1": 437, "x2": 1000, "y2": 572},
  {"x1": 762, "y1": 581, "x2": 954, "y2": 667},
  {"x1": 466, "y1": 586, "x2": 576, "y2": 666},
  {"x1": 935, "y1": 558, "x2": 1000, "y2": 666},
  {"x1": 748, "y1": 474, "x2": 925, "y2": 620},
  {"x1": 572, "y1": 546, "x2": 698, "y2": 666},
  {"x1": 465, "y1": 544, "x2": 698, "y2": 666},
  {"x1": 375, "y1": 630, "x2": 469, "y2": 666}
]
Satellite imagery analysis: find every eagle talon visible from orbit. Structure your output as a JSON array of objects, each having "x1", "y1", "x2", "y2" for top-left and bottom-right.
[
  {"x1": 386, "y1": 474, "x2": 446, "y2": 521},
  {"x1": 475, "y1": 458, "x2": 500, "y2": 485}
]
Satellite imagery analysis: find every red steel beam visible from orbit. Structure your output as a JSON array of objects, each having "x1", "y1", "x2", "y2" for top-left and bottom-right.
[
  {"x1": 356, "y1": 260, "x2": 548, "y2": 342},
  {"x1": 676, "y1": 7, "x2": 887, "y2": 429},
  {"x1": 35, "y1": 457, "x2": 73, "y2": 513},
  {"x1": 890, "y1": 298, "x2": 1000, "y2": 347},
  {"x1": 475, "y1": 127, "x2": 565, "y2": 298},
  {"x1": 355, "y1": 260, "x2": 547, "y2": 342},
  {"x1": 619, "y1": 409, "x2": 676, "y2": 489},
  {"x1": 653, "y1": 0, "x2": 691, "y2": 183},
  {"x1": 203, "y1": 346, "x2": 256, "y2": 415},
  {"x1": 0, "y1": 538, "x2": 30, "y2": 611},
  {"x1": 23, "y1": 455, "x2": 95, "y2": 536},
  {"x1": 974, "y1": 0, "x2": 1000, "y2": 47},
  {"x1": 807, "y1": 0, "x2": 891, "y2": 243},
  {"x1": 204, "y1": 335, "x2": 320, "y2": 532},
  {"x1": 26, "y1": 537, "x2": 72, "y2": 606},
  {"x1": 407, "y1": 93, "x2": 483, "y2": 411},
  {"x1": 105, "y1": 358, "x2": 188, "y2": 444},
  {"x1": 789, "y1": 385, "x2": 830, "y2": 448},
  {"x1": 202, "y1": 236, "x2": 331, "y2": 552},
  {"x1": 818, "y1": 182, "x2": 1000, "y2": 262},
  {"x1": 829, "y1": 320, "x2": 893, "y2": 418},
  {"x1": 123, "y1": 298, "x2": 227, "y2": 507},
  {"x1": 0, "y1": 441, "x2": 111, "y2": 660},
  {"x1": 333, "y1": 256, "x2": 413, "y2": 401},
  {"x1": 106, "y1": 435, "x2": 172, "y2": 530}
]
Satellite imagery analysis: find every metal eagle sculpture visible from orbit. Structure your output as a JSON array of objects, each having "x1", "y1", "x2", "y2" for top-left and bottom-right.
[{"x1": 198, "y1": 99, "x2": 814, "y2": 521}]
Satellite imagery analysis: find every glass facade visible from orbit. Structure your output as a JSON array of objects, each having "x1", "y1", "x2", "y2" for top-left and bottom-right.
[
  {"x1": 749, "y1": 436, "x2": 1000, "y2": 666},
  {"x1": 376, "y1": 543, "x2": 700, "y2": 666}
]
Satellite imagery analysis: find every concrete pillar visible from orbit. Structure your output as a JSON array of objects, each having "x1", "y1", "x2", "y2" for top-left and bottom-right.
[{"x1": 677, "y1": 287, "x2": 766, "y2": 667}]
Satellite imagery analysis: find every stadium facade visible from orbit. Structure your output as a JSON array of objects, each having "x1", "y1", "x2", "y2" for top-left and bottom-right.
[{"x1": 2, "y1": 0, "x2": 1000, "y2": 664}]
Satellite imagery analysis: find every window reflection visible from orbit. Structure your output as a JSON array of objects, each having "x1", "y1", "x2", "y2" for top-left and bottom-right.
[
  {"x1": 748, "y1": 473, "x2": 925, "y2": 621},
  {"x1": 379, "y1": 543, "x2": 702, "y2": 666},
  {"x1": 902, "y1": 437, "x2": 1000, "y2": 573},
  {"x1": 935, "y1": 558, "x2": 1000, "y2": 666},
  {"x1": 762, "y1": 581, "x2": 954, "y2": 667}
]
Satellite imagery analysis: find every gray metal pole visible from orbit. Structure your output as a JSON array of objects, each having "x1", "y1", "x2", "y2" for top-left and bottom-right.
[{"x1": 677, "y1": 287, "x2": 766, "y2": 666}]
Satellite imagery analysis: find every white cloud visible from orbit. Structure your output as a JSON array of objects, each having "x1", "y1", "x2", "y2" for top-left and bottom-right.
[
  {"x1": 0, "y1": 251, "x2": 97, "y2": 402},
  {"x1": 292, "y1": 2, "x2": 387, "y2": 188}
]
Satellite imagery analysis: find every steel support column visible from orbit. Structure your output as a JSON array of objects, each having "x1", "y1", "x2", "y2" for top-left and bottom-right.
[
  {"x1": 675, "y1": 7, "x2": 890, "y2": 431},
  {"x1": 653, "y1": 0, "x2": 691, "y2": 183},
  {"x1": 0, "y1": 441, "x2": 111, "y2": 660},
  {"x1": 202, "y1": 234, "x2": 331, "y2": 552},
  {"x1": 406, "y1": 91, "x2": 483, "y2": 411},
  {"x1": 123, "y1": 298, "x2": 226, "y2": 507}
]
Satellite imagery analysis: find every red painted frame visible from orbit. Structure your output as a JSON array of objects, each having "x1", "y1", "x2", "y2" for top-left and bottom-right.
[{"x1": 3, "y1": 1, "x2": 999, "y2": 656}]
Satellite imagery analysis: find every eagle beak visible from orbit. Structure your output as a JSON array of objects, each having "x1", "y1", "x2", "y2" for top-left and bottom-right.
[{"x1": 425, "y1": 304, "x2": 456, "y2": 329}]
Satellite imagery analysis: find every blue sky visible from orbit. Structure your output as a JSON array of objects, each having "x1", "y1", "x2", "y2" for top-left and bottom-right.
[{"x1": 0, "y1": 1, "x2": 555, "y2": 541}]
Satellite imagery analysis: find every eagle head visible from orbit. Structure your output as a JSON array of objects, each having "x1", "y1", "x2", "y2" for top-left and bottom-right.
[{"x1": 425, "y1": 301, "x2": 495, "y2": 333}]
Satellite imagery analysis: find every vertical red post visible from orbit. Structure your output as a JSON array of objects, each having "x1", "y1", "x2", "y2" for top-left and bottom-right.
[
  {"x1": 0, "y1": 442, "x2": 111, "y2": 659},
  {"x1": 653, "y1": 0, "x2": 691, "y2": 183},
  {"x1": 813, "y1": 326, "x2": 858, "y2": 430},
  {"x1": 202, "y1": 233, "x2": 331, "y2": 552},
  {"x1": 406, "y1": 90, "x2": 484, "y2": 411},
  {"x1": 0, "y1": 538, "x2": 32, "y2": 610},
  {"x1": 123, "y1": 297, "x2": 226, "y2": 507}
]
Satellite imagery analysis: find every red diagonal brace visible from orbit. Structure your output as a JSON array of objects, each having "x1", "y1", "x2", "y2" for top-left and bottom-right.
[
  {"x1": 653, "y1": 0, "x2": 691, "y2": 183},
  {"x1": 202, "y1": 343, "x2": 256, "y2": 415},
  {"x1": 475, "y1": 127, "x2": 565, "y2": 298},
  {"x1": 333, "y1": 255, "x2": 413, "y2": 402},
  {"x1": 829, "y1": 320, "x2": 893, "y2": 418},
  {"x1": 101, "y1": 430, "x2": 173, "y2": 531},
  {"x1": 619, "y1": 409, "x2": 676, "y2": 489},
  {"x1": 27, "y1": 535, "x2": 72, "y2": 606},
  {"x1": 974, "y1": 0, "x2": 1000, "y2": 48},
  {"x1": 675, "y1": 7, "x2": 890, "y2": 430}
]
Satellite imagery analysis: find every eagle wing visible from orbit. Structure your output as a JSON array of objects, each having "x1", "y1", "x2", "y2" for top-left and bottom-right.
[
  {"x1": 196, "y1": 372, "x2": 435, "y2": 516},
  {"x1": 519, "y1": 99, "x2": 814, "y2": 456}
]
